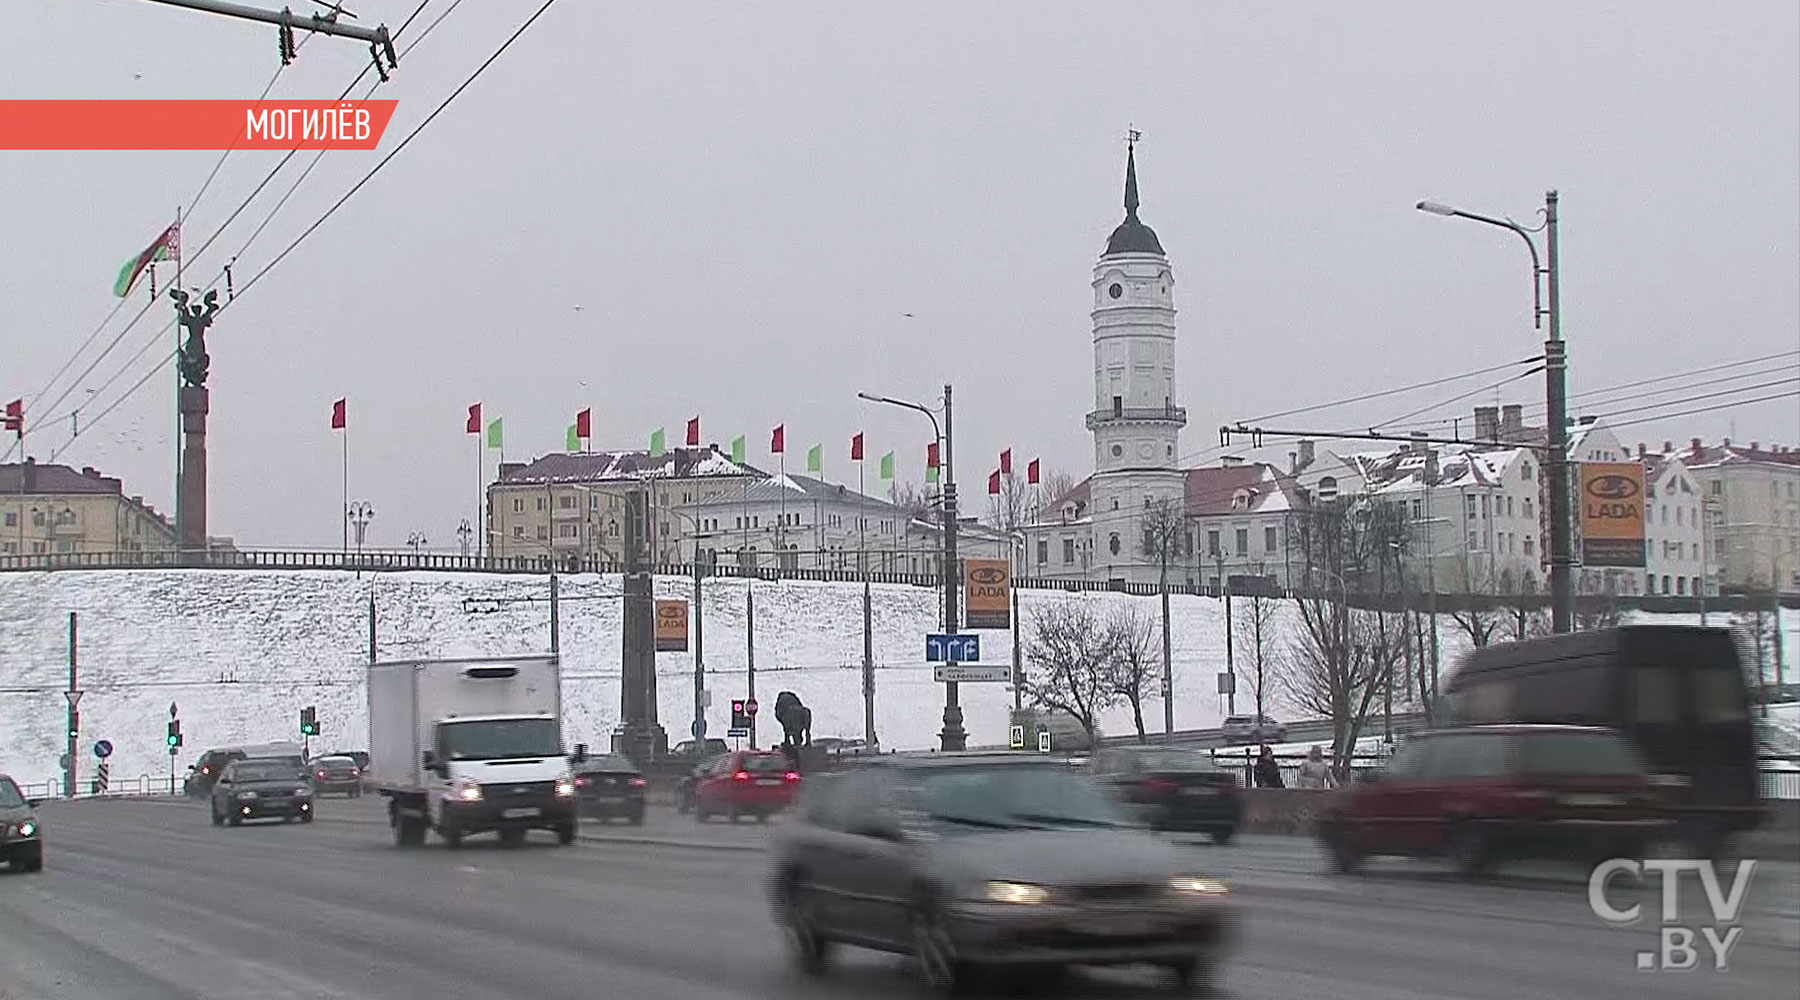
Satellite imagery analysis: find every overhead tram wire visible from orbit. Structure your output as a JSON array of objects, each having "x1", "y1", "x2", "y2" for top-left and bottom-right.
[
  {"x1": 23, "y1": 2, "x2": 438, "y2": 452},
  {"x1": 1602, "y1": 390, "x2": 1800, "y2": 432},
  {"x1": 1371, "y1": 366, "x2": 1545, "y2": 433},
  {"x1": 56, "y1": 0, "x2": 563, "y2": 458},
  {"x1": 1241, "y1": 356, "x2": 1541, "y2": 424}
]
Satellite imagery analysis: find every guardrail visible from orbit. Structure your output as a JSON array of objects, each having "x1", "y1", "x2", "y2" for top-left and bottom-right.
[
  {"x1": 1, "y1": 548, "x2": 1792, "y2": 610},
  {"x1": 19, "y1": 774, "x2": 176, "y2": 800}
]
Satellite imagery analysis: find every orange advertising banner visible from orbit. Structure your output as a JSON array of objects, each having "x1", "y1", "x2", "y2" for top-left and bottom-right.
[
  {"x1": 654, "y1": 598, "x2": 689, "y2": 652},
  {"x1": 1579, "y1": 462, "x2": 1647, "y2": 568},
  {"x1": 0, "y1": 100, "x2": 398, "y2": 150},
  {"x1": 964, "y1": 558, "x2": 1011, "y2": 630}
]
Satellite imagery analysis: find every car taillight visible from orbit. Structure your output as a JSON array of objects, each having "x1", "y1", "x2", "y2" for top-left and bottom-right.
[
  {"x1": 1146, "y1": 778, "x2": 1179, "y2": 795},
  {"x1": 574, "y1": 778, "x2": 588, "y2": 787},
  {"x1": 629, "y1": 777, "x2": 646, "y2": 787},
  {"x1": 734, "y1": 771, "x2": 750, "y2": 781},
  {"x1": 317, "y1": 771, "x2": 327, "y2": 779},
  {"x1": 784, "y1": 771, "x2": 799, "y2": 782}
]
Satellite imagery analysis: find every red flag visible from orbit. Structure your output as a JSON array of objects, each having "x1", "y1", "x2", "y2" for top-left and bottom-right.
[
  {"x1": 686, "y1": 416, "x2": 700, "y2": 447},
  {"x1": 576, "y1": 408, "x2": 592, "y2": 439},
  {"x1": 1027, "y1": 458, "x2": 1041, "y2": 485},
  {"x1": 3, "y1": 398, "x2": 22, "y2": 437},
  {"x1": 926, "y1": 441, "x2": 940, "y2": 469},
  {"x1": 850, "y1": 432, "x2": 864, "y2": 461},
  {"x1": 466, "y1": 403, "x2": 482, "y2": 434},
  {"x1": 771, "y1": 424, "x2": 785, "y2": 454},
  {"x1": 999, "y1": 448, "x2": 1012, "y2": 475},
  {"x1": 988, "y1": 469, "x2": 1001, "y2": 495},
  {"x1": 330, "y1": 398, "x2": 346, "y2": 430}
]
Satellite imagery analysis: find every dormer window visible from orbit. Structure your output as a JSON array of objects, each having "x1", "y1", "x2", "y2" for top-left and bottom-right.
[{"x1": 1317, "y1": 476, "x2": 1339, "y2": 502}]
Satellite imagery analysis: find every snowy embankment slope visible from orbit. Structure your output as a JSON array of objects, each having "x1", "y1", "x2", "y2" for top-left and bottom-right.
[{"x1": 1, "y1": 569, "x2": 1794, "y2": 788}]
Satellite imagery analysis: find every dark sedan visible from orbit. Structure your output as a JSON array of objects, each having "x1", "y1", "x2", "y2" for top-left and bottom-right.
[
  {"x1": 574, "y1": 756, "x2": 647, "y2": 824},
  {"x1": 767, "y1": 753, "x2": 1236, "y2": 994},
  {"x1": 210, "y1": 760, "x2": 314, "y2": 826},
  {"x1": 0, "y1": 774, "x2": 44, "y2": 873},
  {"x1": 308, "y1": 755, "x2": 364, "y2": 797},
  {"x1": 1089, "y1": 746, "x2": 1242, "y2": 843}
]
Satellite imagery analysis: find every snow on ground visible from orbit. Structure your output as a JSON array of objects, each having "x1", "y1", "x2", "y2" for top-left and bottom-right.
[{"x1": 0, "y1": 569, "x2": 1794, "y2": 789}]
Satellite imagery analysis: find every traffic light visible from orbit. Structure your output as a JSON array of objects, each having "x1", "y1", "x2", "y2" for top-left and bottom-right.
[
  {"x1": 299, "y1": 705, "x2": 320, "y2": 737},
  {"x1": 68, "y1": 711, "x2": 79, "y2": 740},
  {"x1": 730, "y1": 699, "x2": 750, "y2": 730},
  {"x1": 166, "y1": 719, "x2": 182, "y2": 748}
]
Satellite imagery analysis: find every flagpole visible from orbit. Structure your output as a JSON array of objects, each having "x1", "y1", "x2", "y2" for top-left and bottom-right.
[
  {"x1": 341, "y1": 427, "x2": 349, "y2": 555},
  {"x1": 475, "y1": 433, "x2": 484, "y2": 563}
]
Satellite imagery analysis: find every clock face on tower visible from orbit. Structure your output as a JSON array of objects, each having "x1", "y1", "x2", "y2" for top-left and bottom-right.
[{"x1": 1108, "y1": 283, "x2": 1123, "y2": 299}]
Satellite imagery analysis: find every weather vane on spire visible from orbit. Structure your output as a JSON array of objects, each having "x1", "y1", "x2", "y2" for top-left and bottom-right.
[{"x1": 1126, "y1": 124, "x2": 1141, "y2": 146}]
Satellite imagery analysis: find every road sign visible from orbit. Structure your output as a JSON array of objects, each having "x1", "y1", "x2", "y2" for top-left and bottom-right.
[
  {"x1": 691, "y1": 718, "x2": 707, "y2": 739},
  {"x1": 1216, "y1": 672, "x2": 1235, "y2": 695},
  {"x1": 1008, "y1": 725, "x2": 1025, "y2": 749},
  {"x1": 925, "y1": 633, "x2": 980, "y2": 663},
  {"x1": 59, "y1": 753, "x2": 70, "y2": 769},
  {"x1": 169, "y1": 702, "x2": 178, "y2": 718},
  {"x1": 726, "y1": 727, "x2": 750, "y2": 738},
  {"x1": 64, "y1": 690, "x2": 84, "y2": 708},
  {"x1": 94, "y1": 739, "x2": 113, "y2": 759},
  {"x1": 745, "y1": 698, "x2": 759, "y2": 717},
  {"x1": 1037, "y1": 731, "x2": 1051, "y2": 753},
  {"x1": 700, "y1": 689, "x2": 712, "y2": 709},
  {"x1": 932, "y1": 664, "x2": 1010, "y2": 683}
]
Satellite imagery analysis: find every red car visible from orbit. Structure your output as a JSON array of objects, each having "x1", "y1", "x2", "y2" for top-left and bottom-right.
[
  {"x1": 692, "y1": 751, "x2": 799, "y2": 822},
  {"x1": 1316, "y1": 724, "x2": 1672, "y2": 878}
]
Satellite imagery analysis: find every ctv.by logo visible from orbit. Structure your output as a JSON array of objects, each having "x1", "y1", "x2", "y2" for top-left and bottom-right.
[{"x1": 1588, "y1": 859, "x2": 1757, "y2": 971}]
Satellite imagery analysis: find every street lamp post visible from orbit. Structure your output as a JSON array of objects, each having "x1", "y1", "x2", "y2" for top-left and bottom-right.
[
  {"x1": 406, "y1": 532, "x2": 428, "y2": 556},
  {"x1": 346, "y1": 501, "x2": 375, "y2": 576},
  {"x1": 457, "y1": 519, "x2": 473, "y2": 558},
  {"x1": 859, "y1": 384, "x2": 966, "y2": 751},
  {"x1": 1417, "y1": 192, "x2": 1571, "y2": 634}
]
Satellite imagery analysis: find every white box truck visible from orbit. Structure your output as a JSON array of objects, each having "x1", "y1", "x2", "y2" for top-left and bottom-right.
[{"x1": 369, "y1": 655, "x2": 584, "y2": 847}]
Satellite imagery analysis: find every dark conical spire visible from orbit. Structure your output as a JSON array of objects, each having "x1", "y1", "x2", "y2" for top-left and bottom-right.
[
  {"x1": 1104, "y1": 134, "x2": 1164, "y2": 257},
  {"x1": 1124, "y1": 140, "x2": 1140, "y2": 220}
]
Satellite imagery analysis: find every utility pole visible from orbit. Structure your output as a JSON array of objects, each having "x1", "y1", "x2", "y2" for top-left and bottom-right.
[
  {"x1": 136, "y1": 0, "x2": 399, "y2": 77},
  {"x1": 940, "y1": 383, "x2": 965, "y2": 751},
  {"x1": 862, "y1": 580, "x2": 875, "y2": 747},
  {"x1": 693, "y1": 551, "x2": 705, "y2": 749},
  {"x1": 548, "y1": 572, "x2": 560, "y2": 656},
  {"x1": 1543, "y1": 191, "x2": 1572, "y2": 634},
  {"x1": 746, "y1": 586, "x2": 757, "y2": 750},
  {"x1": 65, "y1": 612, "x2": 80, "y2": 799},
  {"x1": 1009, "y1": 573, "x2": 1022, "y2": 713},
  {"x1": 1160, "y1": 531, "x2": 1174, "y2": 740}
]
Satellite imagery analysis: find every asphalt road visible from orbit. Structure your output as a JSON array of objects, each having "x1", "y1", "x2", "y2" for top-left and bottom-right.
[{"x1": 1, "y1": 796, "x2": 1795, "y2": 1000}]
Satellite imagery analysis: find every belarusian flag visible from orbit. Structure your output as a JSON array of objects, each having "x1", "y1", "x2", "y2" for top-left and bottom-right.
[
  {"x1": 879, "y1": 451, "x2": 894, "y2": 480},
  {"x1": 649, "y1": 428, "x2": 666, "y2": 457},
  {"x1": 566, "y1": 424, "x2": 581, "y2": 452},
  {"x1": 486, "y1": 418, "x2": 503, "y2": 449},
  {"x1": 113, "y1": 222, "x2": 180, "y2": 298},
  {"x1": 730, "y1": 435, "x2": 746, "y2": 465},
  {"x1": 806, "y1": 443, "x2": 822, "y2": 474}
]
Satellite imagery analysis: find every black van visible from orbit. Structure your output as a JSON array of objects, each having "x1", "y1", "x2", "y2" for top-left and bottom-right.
[{"x1": 1438, "y1": 625, "x2": 1758, "y2": 856}]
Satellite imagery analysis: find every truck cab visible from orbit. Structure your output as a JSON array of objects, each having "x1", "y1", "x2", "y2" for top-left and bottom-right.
[{"x1": 370, "y1": 656, "x2": 580, "y2": 848}]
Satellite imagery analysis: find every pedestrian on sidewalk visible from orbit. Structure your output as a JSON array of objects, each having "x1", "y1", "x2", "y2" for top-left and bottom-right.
[
  {"x1": 1253, "y1": 745, "x2": 1285, "y2": 788},
  {"x1": 1294, "y1": 745, "x2": 1336, "y2": 789}
]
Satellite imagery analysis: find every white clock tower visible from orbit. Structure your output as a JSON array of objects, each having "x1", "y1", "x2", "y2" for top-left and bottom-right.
[{"x1": 1085, "y1": 137, "x2": 1188, "y2": 583}]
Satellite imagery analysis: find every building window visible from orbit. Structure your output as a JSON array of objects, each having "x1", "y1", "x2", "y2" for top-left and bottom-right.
[
  {"x1": 1206, "y1": 530, "x2": 1220, "y2": 556},
  {"x1": 512, "y1": 526, "x2": 525, "y2": 539},
  {"x1": 1108, "y1": 533, "x2": 1121, "y2": 556},
  {"x1": 1235, "y1": 528, "x2": 1248, "y2": 556},
  {"x1": 1645, "y1": 572, "x2": 1654, "y2": 593},
  {"x1": 1317, "y1": 477, "x2": 1339, "y2": 502},
  {"x1": 1676, "y1": 576, "x2": 1687, "y2": 596},
  {"x1": 513, "y1": 498, "x2": 524, "y2": 513},
  {"x1": 1, "y1": 512, "x2": 12, "y2": 527},
  {"x1": 1466, "y1": 496, "x2": 1478, "y2": 519},
  {"x1": 1063, "y1": 538, "x2": 1075, "y2": 564},
  {"x1": 1523, "y1": 463, "x2": 1534, "y2": 481},
  {"x1": 537, "y1": 498, "x2": 546, "y2": 511},
  {"x1": 1265, "y1": 525, "x2": 1278, "y2": 553},
  {"x1": 1411, "y1": 499, "x2": 1422, "y2": 520},
  {"x1": 1524, "y1": 498, "x2": 1534, "y2": 519},
  {"x1": 56, "y1": 540, "x2": 74, "y2": 553},
  {"x1": 1037, "y1": 539, "x2": 1049, "y2": 564},
  {"x1": 1113, "y1": 396, "x2": 1123, "y2": 416},
  {"x1": 560, "y1": 495, "x2": 576, "y2": 509},
  {"x1": 537, "y1": 526, "x2": 549, "y2": 540},
  {"x1": 558, "y1": 524, "x2": 577, "y2": 538},
  {"x1": 1661, "y1": 575, "x2": 1671, "y2": 594}
]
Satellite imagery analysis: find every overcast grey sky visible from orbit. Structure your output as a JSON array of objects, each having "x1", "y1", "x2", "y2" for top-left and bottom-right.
[{"x1": 5, "y1": 1, "x2": 1797, "y2": 550}]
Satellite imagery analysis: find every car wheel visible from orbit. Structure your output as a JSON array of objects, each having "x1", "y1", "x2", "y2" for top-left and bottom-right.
[
  {"x1": 440, "y1": 824, "x2": 463, "y2": 849},
  {"x1": 1209, "y1": 825, "x2": 1236, "y2": 846},
  {"x1": 1322, "y1": 823, "x2": 1364, "y2": 874},
  {"x1": 228, "y1": 812, "x2": 243, "y2": 827},
  {"x1": 300, "y1": 811, "x2": 314, "y2": 824},
  {"x1": 555, "y1": 823, "x2": 576, "y2": 845},
  {"x1": 211, "y1": 805, "x2": 224, "y2": 827},
  {"x1": 755, "y1": 812, "x2": 770, "y2": 824},
  {"x1": 693, "y1": 800, "x2": 710, "y2": 823},
  {"x1": 14, "y1": 845, "x2": 44, "y2": 873},
  {"x1": 1447, "y1": 824, "x2": 1490, "y2": 879},
  {"x1": 779, "y1": 875, "x2": 832, "y2": 975},
  {"x1": 1168, "y1": 950, "x2": 1217, "y2": 994},
  {"x1": 628, "y1": 810, "x2": 645, "y2": 826},
  {"x1": 911, "y1": 905, "x2": 974, "y2": 995}
]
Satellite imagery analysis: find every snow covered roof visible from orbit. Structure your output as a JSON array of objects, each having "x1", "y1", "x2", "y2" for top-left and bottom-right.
[{"x1": 498, "y1": 446, "x2": 761, "y2": 485}]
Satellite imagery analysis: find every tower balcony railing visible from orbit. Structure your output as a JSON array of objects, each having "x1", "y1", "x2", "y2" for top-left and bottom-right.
[{"x1": 1085, "y1": 404, "x2": 1187, "y2": 430}]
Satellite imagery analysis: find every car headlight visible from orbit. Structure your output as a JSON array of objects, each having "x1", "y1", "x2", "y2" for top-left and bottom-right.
[
  {"x1": 555, "y1": 777, "x2": 576, "y2": 798},
  {"x1": 237, "y1": 790, "x2": 258, "y2": 799},
  {"x1": 1169, "y1": 875, "x2": 1230, "y2": 896},
  {"x1": 452, "y1": 778, "x2": 484, "y2": 802},
  {"x1": 17, "y1": 821, "x2": 36, "y2": 838},
  {"x1": 982, "y1": 881, "x2": 1050, "y2": 905}
]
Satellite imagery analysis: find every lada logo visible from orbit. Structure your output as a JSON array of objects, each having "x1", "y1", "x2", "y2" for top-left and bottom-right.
[
  {"x1": 1585, "y1": 475, "x2": 1640, "y2": 501},
  {"x1": 969, "y1": 566, "x2": 1007, "y2": 585}
]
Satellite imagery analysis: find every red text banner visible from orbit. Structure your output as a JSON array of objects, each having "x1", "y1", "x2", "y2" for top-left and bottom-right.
[{"x1": 0, "y1": 100, "x2": 399, "y2": 150}]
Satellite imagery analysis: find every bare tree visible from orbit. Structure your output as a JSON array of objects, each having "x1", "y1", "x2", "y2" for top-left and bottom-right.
[
  {"x1": 1023, "y1": 600, "x2": 1123, "y2": 744},
  {"x1": 1235, "y1": 593, "x2": 1281, "y2": 724},
  {"x1": 888, "y1": 481, "x2": 932, "y2": 523},
  {"x1": 1574, "y1": 580, "x2": 1624, "y2": 631},
  {"x1": 1039, "y1": 467, "x2": 1078, "y2": 510},
  {"x1": 1279, "y1": 499, "x2": 1412, "y2": 770},
  {"x1": 1106, "y1": 604, "x2": 1159, "y2": 742},
  {"x1": 985, "y1": 471, "x2": 1036, "y2": 534},
  {"x1": 1447, "y1": 556, "x2": 1506, "y2": 649}
]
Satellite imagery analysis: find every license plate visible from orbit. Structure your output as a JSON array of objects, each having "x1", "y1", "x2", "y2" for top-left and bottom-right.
[
  {"x1": 503, "y1": 807, "x2": 540, "y2": 819},
  {"x1": 1560, "y1": 794, "x2": 1624, "y2": 807},
  {"x1": 1088, "y1": 914, "x2": 1157, "y2": 936},
  {"x1": 755, "y1": 778, "x2": 781, "y2": 786}
]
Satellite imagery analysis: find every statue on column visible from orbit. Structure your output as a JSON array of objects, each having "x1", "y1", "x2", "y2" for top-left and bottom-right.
[
  {"x1": 171, "y1": 288, "x2": 219, "y2": 389},
  {"x1": 774, "y1": 691, "x2": 811, "y2": 770}
]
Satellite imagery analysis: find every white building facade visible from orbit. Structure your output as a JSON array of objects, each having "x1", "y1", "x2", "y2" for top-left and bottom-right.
[{"x1": 1641, "y1": 452, "x2": 1714, "y2": 598}]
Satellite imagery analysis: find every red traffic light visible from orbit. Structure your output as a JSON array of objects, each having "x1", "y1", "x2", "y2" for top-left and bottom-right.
[{"x1": 731, "y1": 700, "x2": 745, "y2": 713}]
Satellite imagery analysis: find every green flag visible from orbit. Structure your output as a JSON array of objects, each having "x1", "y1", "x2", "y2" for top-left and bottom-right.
[
  {"x1": 486, "y1": 418, "x2": 503, "y2": 449},
  {"x1": 879, "y1": 451, "x2": 894, "y2": 480},
  {"x1": 730, "y1": 434, "x2": 745, "y2": 464},
  {"x1": 926, "y1": 462, "x2": 939, "y2": 484},
  {"x1": 806, "y1": 443, "x2": 822, "y2": 474},
  {"x1": 649, "y1": 428, "x2": 665, "y2": 457},
  {"x1": 566, "y1": 424, "x2": 580, "y2": 452}
]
